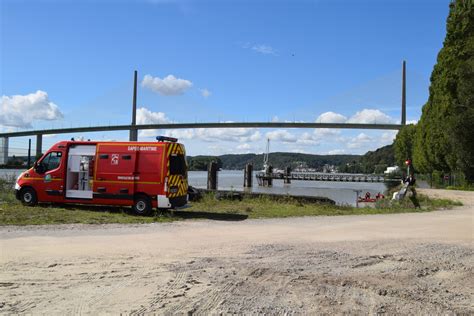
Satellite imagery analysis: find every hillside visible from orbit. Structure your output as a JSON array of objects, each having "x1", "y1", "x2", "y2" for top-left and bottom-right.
[{"x1": 188, "y1": 144, "x2": 395, "y2": 173}]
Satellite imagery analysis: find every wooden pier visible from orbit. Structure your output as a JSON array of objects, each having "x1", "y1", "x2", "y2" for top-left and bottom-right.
[{"x1": 256, "y1": 172, "x2": 399, "y2": 185}]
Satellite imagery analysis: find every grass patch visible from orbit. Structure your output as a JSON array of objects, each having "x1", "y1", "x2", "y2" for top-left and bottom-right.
[
  {"x1": 187, "y1": 192, "x2": 462, "y2": 219},
  {"x1": 0, "y1": 177, "x2": 463, "y2": 226},
  {"x1": 0, "y1": 179, "x2": 176, "y2": 225},
  {"x1": 0, "y1": 202, "x2": 177, "y2": 226},
  {"x1": 0, "y1": 201, "x2": 176, "y2": 225}
]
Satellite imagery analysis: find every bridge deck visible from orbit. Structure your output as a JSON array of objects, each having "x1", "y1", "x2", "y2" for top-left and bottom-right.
[{"x1": 0, "y1": 122, "x2": 403, "y2": 138}]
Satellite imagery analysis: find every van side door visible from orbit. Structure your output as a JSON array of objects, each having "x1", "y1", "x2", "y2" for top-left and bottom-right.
[
  {"x1": 94, "y1": 146, "x2": 137, "y2": 200},
  {"x1": 38, "y1": 151, "x2": 65, "y2": 202}
]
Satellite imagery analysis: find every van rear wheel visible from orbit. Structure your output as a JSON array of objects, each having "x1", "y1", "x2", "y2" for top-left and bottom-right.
[
  {"x1": 21, "y1": 187, "x2": 38, "y2": 206},
  {"x1": 132, "y1": 195, "x2": 152, "y2": 216}
]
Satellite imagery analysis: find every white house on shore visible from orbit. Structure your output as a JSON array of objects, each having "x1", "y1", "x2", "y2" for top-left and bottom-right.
[{"x1": 384, "y1": 166, "x2": 400, "y2": 174}]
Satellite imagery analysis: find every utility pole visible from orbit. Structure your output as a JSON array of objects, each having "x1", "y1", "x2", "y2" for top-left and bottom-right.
[
  {"x1": 129, "y1": 70, "x2": 138, "y2": 141},
  {"x1": 27, "y1": 139, "x2": 31, "y2": 168},
  {"x1": 401, "y1": 60, "x2": 406, "y2": 125}
]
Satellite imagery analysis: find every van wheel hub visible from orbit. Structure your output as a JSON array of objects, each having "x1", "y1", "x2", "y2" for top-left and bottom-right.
[
  {"x1": 136, "y1": 201, "x2": 146, "y2": 212},
  {"x1": 23, "y1": 192, "x2": 32, "y2": 203}
]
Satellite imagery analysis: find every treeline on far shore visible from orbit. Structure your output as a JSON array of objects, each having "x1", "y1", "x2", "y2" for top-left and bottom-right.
[{"x1": 187, "y1": 145, "x2": 396, "y2": 174}]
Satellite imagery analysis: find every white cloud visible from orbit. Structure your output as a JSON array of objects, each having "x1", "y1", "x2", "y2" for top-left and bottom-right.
[
  {"x1": 327, "y1": 149, "x2": 346, "y2": 155},
  {"x1": 141, "y1": 74, "x2": 193, "y2": 96},
  {"x1": 347, "y1": 109, "x2": 394, "y2": 124},
  {"x1": 195, "y1": 128, "x2": 261, "y2": 143},
  {"x1": 206, "y1": 144, "x2": 227, "y2": 155},
  {"x1": 266, "y1": 129, "x2": 297, "y2": 143},
  {"x1": 137, "y1": 108, "x2": 261, "y2": 142},
  {"x1": 242, "y1": 42, "x2": 277, "y2": 55},
  {"x1": 315, "y1": 109, "x2": 395, "y2": 125},
  {"x1": 316, "y1": 112, "x2": 347, "y2": 123},
  {"x1": 200, "y1": 88, "x2": 211, "y2": 98},
  {"x1": 381, "y1": 131, "x2": 397, "y2": 143},
  {"x1": 406, "y1": 119, "x2": 418, "y2": 125},
  {"x1": 206, "y1": 142, "x2": 256, "y2": 155},
  {"x1": 347, "y1": 132, "x2": 373, "y2": 149},
  {"x1": 140, "y1": 128, "x2": 194, "y2": 140},
  {"x1": 313, "y1": 128, "x2": 340, "y2": 139},
  {"x1": 265, "y1": 128, "x2": 343, "y2": 146},
  {"x1": 252, "y1": 44, "x2": 277, "y2": 55},
  {"x1": 137, "y1": 107, "x2": 174, "y2": 137},
  {"x1": 271, "y1": 116, "x2": 279, "y2": 122},
  {"x1": 142, "y1": 127, "x2": 261, "y2": 142},
  {"x1": 289, "y1": 148, "x2": 309, "y2": 154},
  {"x1": 0, "y1": 90, "x2": 63, "y2": 128},
  {"x1": 236, "y1": 143, "x2": 254, "y2": 153},
  {"x1": 295, "y1": 132, "x2": 319, "y2": 145},
  {"x1": 136, "y1": 107, "x2": 172, "y2": 125},
  {"x1": 237, "y1": 143, "x2": 251, "y2": 150}
]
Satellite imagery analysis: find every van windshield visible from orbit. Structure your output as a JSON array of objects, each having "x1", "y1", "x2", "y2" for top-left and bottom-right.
[{"x1": 170, "y1": 155, "x2": 186, "y2": 175}]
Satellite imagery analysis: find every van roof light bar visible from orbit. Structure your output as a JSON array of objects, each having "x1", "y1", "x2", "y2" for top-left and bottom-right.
[{"x1": 156, "y1": 136, "x2": 178, "y2": 143}]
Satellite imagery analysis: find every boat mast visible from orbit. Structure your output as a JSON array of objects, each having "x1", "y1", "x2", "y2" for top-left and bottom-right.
[{"x1": 263, "y1": 138, "x2": 270, "y2": 170}]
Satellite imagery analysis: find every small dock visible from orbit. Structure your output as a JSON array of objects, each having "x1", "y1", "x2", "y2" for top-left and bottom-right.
[{"x1": 256, "y1": 172, "x2": 398, "y2": 185}]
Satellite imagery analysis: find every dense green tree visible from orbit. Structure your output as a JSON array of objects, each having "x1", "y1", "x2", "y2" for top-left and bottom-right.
[
  {"x1": 358, "y1": 145, "x2": 395, "y2": 174},
  {"x1": 413, "y1": 0, "x2": 474, "y2": 181},
  {"x1": 394, "y1": 124, "x2": 417, "y2": 167}
]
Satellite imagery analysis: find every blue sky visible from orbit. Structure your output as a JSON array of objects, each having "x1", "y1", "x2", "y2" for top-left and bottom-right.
[{"x1": 1, "y1": 0, "x2": 450, "y2": 157}]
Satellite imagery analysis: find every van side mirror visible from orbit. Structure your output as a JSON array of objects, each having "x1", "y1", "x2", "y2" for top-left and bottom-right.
[{"x1": 35, "y1": 163, "x2": 45, "y2": 174}]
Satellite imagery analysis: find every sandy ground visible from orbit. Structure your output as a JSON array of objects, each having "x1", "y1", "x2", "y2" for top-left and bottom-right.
[{"x1": 1, "y1": 189, "x2": 473, "y2": 315}]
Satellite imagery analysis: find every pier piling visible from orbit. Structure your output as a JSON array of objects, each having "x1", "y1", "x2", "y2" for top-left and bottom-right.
[
  {"x1": 244, "y1": 163, "x2": 253, "y2": 188},
  {"x1": 207, "y1": 161, "x2": 218, "y2": 190},
  {"x1": 284, "y1": 166, "x2": 291, "y2": 184}
]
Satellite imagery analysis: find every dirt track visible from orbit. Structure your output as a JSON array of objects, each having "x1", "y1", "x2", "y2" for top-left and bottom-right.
[{"x1": 1, "y1": 189, "x2": 473, "y2": 314}]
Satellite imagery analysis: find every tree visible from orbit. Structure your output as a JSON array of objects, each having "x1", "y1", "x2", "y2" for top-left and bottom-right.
[
  {"x1": 413, "y1": 0, "x2": 474, "y2": 182},
  {"x1": 394, "y1": 124, "x2": 417, "y2": 168}
]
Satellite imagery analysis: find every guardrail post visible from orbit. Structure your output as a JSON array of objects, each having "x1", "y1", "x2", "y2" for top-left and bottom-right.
[{"x1": 0, "y1": 137, "x2": 8, "y2": 165}]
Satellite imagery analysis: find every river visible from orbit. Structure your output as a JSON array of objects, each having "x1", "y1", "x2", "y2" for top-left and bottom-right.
[{"x1": 2, "y1": 169, "x2": 386, "y2": 206}]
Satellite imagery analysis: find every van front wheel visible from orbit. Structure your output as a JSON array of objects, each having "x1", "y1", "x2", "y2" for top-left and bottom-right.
[
  {"x1": 21, "y1": 187, "x2": 38, "y2": 206},
  {"x1": 132, "y1": 195, "x2": 152, "y2": 216}
]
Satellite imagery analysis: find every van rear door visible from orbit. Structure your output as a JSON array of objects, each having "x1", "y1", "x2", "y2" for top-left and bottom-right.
[{"x1": 167, "y1": 143, "x2": 188, "y2": 199}]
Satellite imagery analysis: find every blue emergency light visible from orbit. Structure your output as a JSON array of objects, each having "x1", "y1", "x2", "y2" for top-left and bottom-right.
[{"x1": 156, "y1": 136, "x2": 178, "y2": 142}]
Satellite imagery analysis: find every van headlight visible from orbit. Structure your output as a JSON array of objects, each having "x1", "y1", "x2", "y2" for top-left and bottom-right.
[{"x1": 14, "y1": 172, "x2": 24, "y2": 190}]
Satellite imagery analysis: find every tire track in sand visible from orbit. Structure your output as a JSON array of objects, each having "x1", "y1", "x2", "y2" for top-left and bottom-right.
[{"x1": 130, "y1": 269, "x2": 186, "y2": 315}]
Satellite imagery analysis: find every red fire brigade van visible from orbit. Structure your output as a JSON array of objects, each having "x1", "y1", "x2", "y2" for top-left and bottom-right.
[{"x1": 15, "y1": 137, "x2": 188, "y2": 215}]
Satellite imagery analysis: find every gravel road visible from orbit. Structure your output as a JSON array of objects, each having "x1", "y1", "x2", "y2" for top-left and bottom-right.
[{"x1": 1, "y1": 189, "x2": 473, "y2": 314}]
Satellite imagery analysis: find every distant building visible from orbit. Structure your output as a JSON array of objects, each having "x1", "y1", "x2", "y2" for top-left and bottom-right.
[
  {"x1": 384, "y1": 166, "x2": 400, "y2": 174},
  {"x1": 322, "y1": 164, "x2": 336, "y2": 173}
]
